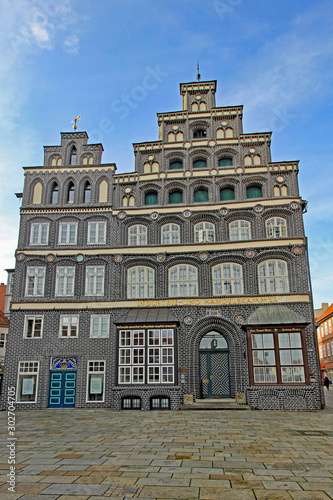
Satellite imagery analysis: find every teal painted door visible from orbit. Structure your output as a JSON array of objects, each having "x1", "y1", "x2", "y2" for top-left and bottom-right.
[
  {"x1": 199, "y1": 352, "x2": 231, "y2": 398},
  {"x1": 48, "y1": 371, "x2": 76, "y2": 408}
]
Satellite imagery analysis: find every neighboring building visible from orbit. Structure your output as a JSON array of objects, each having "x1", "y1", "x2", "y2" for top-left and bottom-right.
[
  {"x1": 1, "y1": 78, "x2": 322, "y2": 411},
  {"x1": 316, "y1": 303, "x2": 333, "y2": 381},
  {"x1": 314, "y1": 302, "x2": 329, "y2": 320},
  {"x1": 0, "y1": 283, "x2": 9, "y2": 388},
  {"x1": 4, "y1": 270, "x2": 15, "y2": 319}
]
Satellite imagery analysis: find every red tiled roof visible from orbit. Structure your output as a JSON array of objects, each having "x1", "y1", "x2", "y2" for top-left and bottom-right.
[{"x1": 317, "y1": 303, "x2": 333, "y2": 323}]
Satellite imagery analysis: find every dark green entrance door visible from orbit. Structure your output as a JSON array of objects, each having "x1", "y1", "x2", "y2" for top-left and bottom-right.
[
  {"x1": 200, "y1": 351, "x2": 231, "y2": 397},
  {"x1": 48, "y1": 370, "x2": 76, "y2": 408}
]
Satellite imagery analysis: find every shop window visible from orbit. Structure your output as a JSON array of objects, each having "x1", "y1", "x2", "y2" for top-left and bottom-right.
[
  {"x1": 266, "y1": 217, "x2": 287, "y2": 238},
  {"x1": 194, "y1": 221, "x2": 215, "y2": 243},
  {"x1": 246, "y1": 185, "x2": 262, "y2": 198},
  {"x1": 258, "y1": 260, "x2": 289, "y2": 294},
  {"x1": 58, "y1": 222, "x2": 78, "y2": 245},
  {"x1": 16, "y1": 361, "x2": 39, "y2": 403},
  {"x1": 151, "y1": 396, "x2": 170, "y2": 410},
  {"x1": 218, "y1": 157, "x2": 233, "y2": 167},
  {"x1": 24, "y1": 316, "x2": 43, "y2": 338},
  {"x1": 122, "y1": 397, "x2": 141, "y2": 409},
  {"x1": 87, "y1": 361, "x2": 105, "y2": 402},
  {"x1": 194, "y1": 187, "x2": 208, "y2": 202},
  {"x1": 212, "y1": 263, "x2": 243, "y2": 295},
  {"x1": 169, "y1": 161, "x2": 183, "y2": 170},
  {"x1": 193, "y1": 159, "x2": 207, "y2": 169},
  {"x1": 229, "y1": 220, "x2": 251, "y2": 241},
  {"x1": 220, "y1": 187, "x2": 235, "y2": 201},
  {"x1": 169, "y1": 190, "x2": 183, "y2": 204},
  {"x1": 85, "y1": 266, "x2": 105, "y2": 296},
  {"x1": 128, "y1": 225, "x2": 147, "y2": 246},
  {"x1": 30, "y1": 223, "x2": 49, "y2": 245},
  {"x1": 127, "y1": 266, "x2": 154, "y2": 299},
  {"x1": 161, "y1": 223, "x2": 180, "y2": 245},
  {"x1": 145, "y1": 191, "x2": 158, "y2": 205},
  {"x1": 169, "y1": 264, "x2": 198, "y2": 297}
]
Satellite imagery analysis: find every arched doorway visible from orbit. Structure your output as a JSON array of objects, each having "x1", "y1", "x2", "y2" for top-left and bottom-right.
[{"x1": 199, "y1": 331, "x2": 231, "y2": 398}]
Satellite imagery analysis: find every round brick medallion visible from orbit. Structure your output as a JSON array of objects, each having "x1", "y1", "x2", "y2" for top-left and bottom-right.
[
  {"x1": 254, "y1": 205, "x2": 263, "y2": 213},
  {"x1": 290, "y1": 201, "x2": 299, "y2": 210},
  {"x1": 157, "y1": 254, "x2": 165, "y2": 262},
  {"x1": 118, "y1": 211, "x2": 126, "y2": 220},
  {"x1": 115, "y1": 254, "x2": 123, "y2": 262},
  {"x1": 183, "y1": 210, "x2": 191, "y2": 218},
  {"x1": 293, "y1": 246, "x2": 303, "y2": 255},
  {"x1": 151, "y1": 212, "x2": 159, "y2": 220},
  {"x1": 16, "y1": 253, "x2": 25, "y2": 261},
  {"x1": 220, "y1": 208, "x2": 229, "y2": 216},
  {"x1": 200, "y1": 252, "x2": 208, "y2": 260},
  {"x1": 245, "y1": 250, "x2": 255, "y2": 258},
  {"x1": 76, "y1": 254, "x2": 84, "y2": 263}
]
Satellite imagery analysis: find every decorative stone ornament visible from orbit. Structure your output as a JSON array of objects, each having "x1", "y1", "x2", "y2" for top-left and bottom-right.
[
  {"x1": 199, "y1": 252, "x2": 208, "y2": 260},
  {"x1": 254, "y1": 205, "x2": 264, "y2": 213},
  {"x1": 157, "y1": 254, "x2": 165, "y2": 262},
  {"x1": 245, "y1": 250, "x2": 255, "y2": 258},
  {"x1": 290, "y1": 201, "x2": 299, "y2": 210},
  {"x1": 235, "y1": 315, "x2": 244, "y2": 324},
  {"x1": 293, "y1": 246, "x2": 303, "y2": 255},
  {"x1": 183, "y1": 210, "x2": 191, "y2": 218},
  {"x1": 16, "y1": 253, "x2": 25, "y2": 261},
  {"x1": 46, "y1": 254, "x2": 55, "y2": 262},
  {"x1": 115, "y1": 254, "x2": 123, "y2": 262},
  {"x1": 76, "y1": 254, "x2": 84, "y2": 263},
  {"x1": 209, "y1": 309, "x2": 221, "y2": 317},
  {"x1": 220, "y1": 208, "x2": 228, "y2": 216},
  {"x1": 184, "y1": 316, "x2": 193, "y2": 325},
  {"x1": 118, "y1": 211, "x2": 126, "y2": 220},
  {"x1": 151, "y1": 212, "x2": 159, "y2": 220}
]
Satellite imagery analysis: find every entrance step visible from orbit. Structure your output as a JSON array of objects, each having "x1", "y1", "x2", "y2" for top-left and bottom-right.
[{"x1": 180, "y1": 398, "x2": 250, "y2": 411}]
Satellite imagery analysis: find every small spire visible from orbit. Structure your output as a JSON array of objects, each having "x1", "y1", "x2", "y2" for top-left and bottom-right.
[
  {"x1": 196, "y1": 59, "x2": 201, "y2": 81},
  {"x1": 71, "y1": 115, "x2": 81, "y2": 130}
]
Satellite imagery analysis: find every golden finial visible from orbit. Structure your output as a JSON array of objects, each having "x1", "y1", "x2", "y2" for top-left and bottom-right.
[
  {"x1": 71, "y1": 115, "x2": 81, "y2": 130},
  {"x1": 196, "y1": 59, "x2": 201, "y2": 81}
]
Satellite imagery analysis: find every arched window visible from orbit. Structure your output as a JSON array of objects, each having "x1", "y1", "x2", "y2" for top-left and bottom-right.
[
  {"x1": 128, "y1": 225, "x2": 147, "y2": 246},
  {"x1": 127, "y1": 266, "x2": 154, "y2": 298},
  {"x1": 67, "y1": 182, "x2": 75, "y2": 203},
  {"x1": 258, "y1": 260, "x2": 289, "y2": 294},
  {"x1": 84, "y1": 181, "x2": 91, "y2": 203},
  {"x1": 266, "y1": 217, "x2": 287, "y2": 238},
  {"x1": 220, "y1": 187, "x2": 235, "y2": 201},
  {"x1": 246, "y1": 185, "x2": 262, "y2": 198},
  {"x1": 169, "y1": 190, "x2": 183, "y2": 204},
  {"x1": 145, "y1": 191, "x2": 158, "y2": 205},
  {"x1": 169, "y1": 264, "x2": 198, "y2": 297},
  {"x1": 32, "y1": 182, "x2": 42, "y2": 204},
  {"x1": 194, "y1": 187, "x2": 208, "y2": 202},
  {"x1": 161, "y1": 224, "x2": 180, "y2": 245},
  {"x1": 194, "y1": 222, "x2": 215, "y2": 243},
  {"x1": 212, "y1": 263, "x2": 243, "y2": 295},
  {"x1": 193, "y1": 129, "x2": 206, "y2": 139},
  {"x1": 229, "y1": 220, "x2": 251, "y2": 241},
  {"x1": 218, "y1": 157, "x2": 233, "y2": 167},
  {"x1": 199, "y1": 331, "x2": 228, "y2": 350},
  {"x1": 70, "y1": 147, "x2": 77, "y2": 165},
  {"x1": 193, "y1": 159, "x2": 207, "y2": 169},
  {"x1": 169, "y1": 160, "x2": 183, "y2": 170},
  {"x1": 51, "y1": 183, "x2": 59, "y2": 204}
]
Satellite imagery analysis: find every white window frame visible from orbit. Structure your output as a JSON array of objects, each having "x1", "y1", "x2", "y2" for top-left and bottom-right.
[
  {"x1": 128, "y1": 224, "x2": 147, "y2": 246},
  {"x1": 59, "y1": 315, "x2": 79, "y2": 337},
  {"x1": 87, "y1": 221, "x2": 107, "y2": 245},
  {"x1": 90, "y1": 315, "x2": 110, "y2": 338},
  {"x1": 127, "y1": 266, "x2": 155, "y2": 299},
  {"x1": 30, "y1": 223, "x2": 49, "y2": 245},
  {"x1": 86, "y1": 360, "x2": 105, "y2": 402},
  {"x1": 24, "y1": 315, "x2": 43, "y2": 338},
  {"x1": 169, "y1": 264, "x2": 198, "y2": 297},
  {"x1": 58, "y1": 222, "x2": 78, "y2": 245},
  {"x1": 161, "y1": 223, "x2": 180, "y2": 245},
  {"x1": 25, "y1": 267, "x2": 46, "y2": 297},
  {"x1": 258, "y1": 260, "x2": 289, "y2": 294},
  {"x1": 194, "y1": 222, "x2": 215, "y2": 243},
  {"x1": 212, "y1": 263, "x2": 243, "y2": 295},
  {"x1": 0, "y1": 330, "x2": 7, "y2": 349},
  {"x1": 229, "y1": 220, "x2": 251, "y2": 241},
  {"x1": 16, "y1": 361, "x2": 39, "y2": 403},
  {"x1": 85, "y1": 266, "x2": 105, "y2": 296},
  {"x1": 55, "y1": 266, "x2": 75, "y2": 297},
  {"x1": 266, "y1": 217, "x2": 287, "y2": 239}
]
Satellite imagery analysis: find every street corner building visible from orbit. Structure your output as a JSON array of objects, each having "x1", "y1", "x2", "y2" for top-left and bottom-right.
[{"x1": 1, "y1": 79, "x2": 323, "y2": 411}]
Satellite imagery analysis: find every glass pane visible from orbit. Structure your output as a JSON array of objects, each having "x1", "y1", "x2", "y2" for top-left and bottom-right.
[
  {"x1": 193, "y1": 159, "x2": 207, "y2": 168},
  {"x1": 145, "y1": 192, "x2": 158, "y2": 205},
  {"x1": 194, "y1": 189, "x2": 208, "y2": 202},
  {"x1": 169, "y1": 191, "x2": 183, "y2": 203},
  {"x1": 220, "y1": 188, "x2": 235, "y2": 200},
  {"x1": 169, "y1": 161, "x2": 182, "y2": 170},
  {"x1": 246, "y1": 186, "x2": 262, "y2": 198},
  {"x1": 218, "y1": 158, "x2": 233, "y2": 166}
]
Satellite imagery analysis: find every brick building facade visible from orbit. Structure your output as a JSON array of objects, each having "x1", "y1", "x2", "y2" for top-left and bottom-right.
[
  {"x1": 316, "y1": 303, "x2": 333, "y2": 382},
  {"x1": 1, "y1": 79, "x2": 323, "y2": 411}
]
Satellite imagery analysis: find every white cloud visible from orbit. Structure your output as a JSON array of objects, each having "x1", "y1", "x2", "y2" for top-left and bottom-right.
[{"x1": 64, "y1": 34, "x2": 79, "y2": 55}]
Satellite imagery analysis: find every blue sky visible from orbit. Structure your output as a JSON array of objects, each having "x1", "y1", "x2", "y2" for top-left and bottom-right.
[{"x1": 0, "y1": 0, "x2": 332, "y2": 308}]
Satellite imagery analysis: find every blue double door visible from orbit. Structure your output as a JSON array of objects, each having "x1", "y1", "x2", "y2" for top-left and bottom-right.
[{"x1": 48, "y1": 370, "x2": 76, "y2": 408}]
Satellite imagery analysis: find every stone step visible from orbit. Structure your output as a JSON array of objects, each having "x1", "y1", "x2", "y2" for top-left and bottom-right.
[{"x1": 180, "y1": 398, "x2": 250, "y2": 411}]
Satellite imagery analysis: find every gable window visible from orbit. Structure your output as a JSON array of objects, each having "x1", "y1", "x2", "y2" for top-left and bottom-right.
[
  {"x1": 24, "y1": 315, "x2": 43, "y2": 338},
  {"x1": 169, "y1": 190, "x2": 183, "y2": 204},
  {"x1": 30, "y1": 223, "x2": 49, "y2": 245},
  {"x1": 88, "y1": 221, "x2": 106, "y2": 244},
  {"x1": 85, "y1": 266, "x2": 105, "y2": 296},
  {"x1": 229, "y1": 220, "x2": 251, "y2": 241},
  {"x1": 87, "y1": 361, "x2": 105, "y2": 402},
  {"x1": 169, "y1": 161, "x2": 183, "y2": 170},
  {"x1": 193, "y1": 129, "x2": 206, "y2": 139},
  {"x1": 59, "y1": 315, "x2": 79, "y2": 337},
  {"x1": 25, "y1": 267, "x2": 45, "y2": 297},
  {"x1": 218, "y1": 158, "x2": 233, "y2": 167},
  {"x1": 58, "y1": 222, "x2": 78, "y2": 245},
  {"x1": 246, "y1": 185, "x2": 262, "y2": 198},
  {"x1": 212, "y1": 263, "x2": 243, "y2": 295},
  {"x1": 55, "y1": 266, "x2": 75, "y2": 296},
  {"x1": 16, "y1": 361, "x2": 39, "y2": 403},
  {"x1": 51, "y1": 183, "x2": 59, "y2": 204},
  {"x1": 67, "y1": 182, "x2": 75, "y2": 203},
  {"x1": 220, "y1": 187, "x2": 235, "y2": 201},
  {"x1": 128, "y1": 225, "x2": 147, "y2": 246},
  {"x1": 169, "y1": 264, "x2": 198, "y2": 297},
  {"x1": 84, "y1": 182, "x2": 91, "y2": 203},
  {"x1": 145, "y1": 191, "x2": 158, "y2": 205},
  {"x1": 161, "y1": 224, "x2": 180, "y2": 245},
  {"x1": 266, "y1": 217, "x2": 287, "y2": 238},
  {"x1": 193, "y1": 159, "x2": 207, "y2": 169},
  {"x1": 90, "y1": 315, "x2": 110, "y2": 338},
  {"x1": 258, "y1": 260, "x2": 289, "y2": 294},
  {"x1": 194, "y1": 222, "x2": 215, "y2": 243},
  {"x1": 70, "y1": 147, "x2": 77, "y2": 165},
  {"x1": 127, "y1": 266, "x2": 154, "y2": 299},
  {"x1": 194, "y1": 187, "x2": 208, "y2": 203}
]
